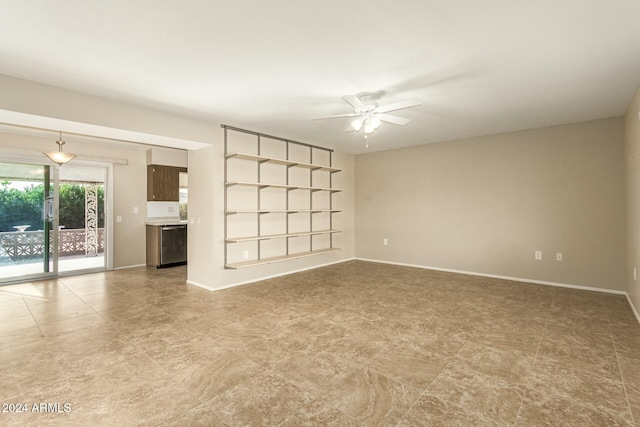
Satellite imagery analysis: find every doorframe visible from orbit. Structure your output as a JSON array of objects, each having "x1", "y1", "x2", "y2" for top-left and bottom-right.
[{"x1": 106, "y1": 163, "x2": 114, "y2": 271}]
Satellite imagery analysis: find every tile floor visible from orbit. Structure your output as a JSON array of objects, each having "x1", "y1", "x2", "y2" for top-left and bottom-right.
[{"x1": 0, "y1": 260, "x2": 639, "y2": 426}]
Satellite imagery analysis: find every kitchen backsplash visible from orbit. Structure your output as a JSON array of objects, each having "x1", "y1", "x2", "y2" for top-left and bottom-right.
[{"x1": 147, "y1": 201, "x2": 180, "y2": 219}]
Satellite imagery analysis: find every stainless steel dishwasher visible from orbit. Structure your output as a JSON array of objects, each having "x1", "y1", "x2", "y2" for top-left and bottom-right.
[{"x1": 159, "y1": 224, "x2": 187, "y2": 266}]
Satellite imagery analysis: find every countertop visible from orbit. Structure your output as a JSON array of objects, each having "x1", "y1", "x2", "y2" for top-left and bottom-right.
[{"x1": 145, "y1": 218, "x2": 188, "y2": 226}]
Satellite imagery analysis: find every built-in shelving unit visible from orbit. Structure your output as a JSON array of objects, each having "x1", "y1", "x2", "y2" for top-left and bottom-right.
[{"x1": 223, "y1": 125, "x2": 342, "y2": 269}]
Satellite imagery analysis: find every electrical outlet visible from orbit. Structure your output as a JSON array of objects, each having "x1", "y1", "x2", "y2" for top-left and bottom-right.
[
  {"x1": 534, "y1": 251, "x2": 542, "y2": 260},
  {"x1": 243, "y1": 250, "x2": 249, "y2": 260},
  {"x1": 556, "y1": 252, "x2": 563, "y2": 261},
  {"x1": 133, "y1": 207, "x2": 139, "y2": 214},
  {"x1": 116, "y1": 215, "x2": 122, "y2": 223},
  {"x1": 383, "y1": 238, "x2": 388, "y2": 246}
]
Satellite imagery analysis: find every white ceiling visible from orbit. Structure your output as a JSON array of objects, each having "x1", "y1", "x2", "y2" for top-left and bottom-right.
[{"x1": 0, "y1": 0, "x2": 639, "y2": 154}]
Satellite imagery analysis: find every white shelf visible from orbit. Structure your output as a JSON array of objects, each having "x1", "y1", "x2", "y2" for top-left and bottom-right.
[
  {"x1": 226, "y1": 229, "x2": 341, "y2": 243},
  {"x1": 225, "y1": 248, "x2": 341, "y2": 269},
  {"x1": 226, "y1": 181, "x2": 341, "y2": 192},
  {"x1": 226, "y1": 209, "x2": 341, "y2": 214},
  {"x1": 226, "y1": 152, "x2": 341, "y2": 173}
]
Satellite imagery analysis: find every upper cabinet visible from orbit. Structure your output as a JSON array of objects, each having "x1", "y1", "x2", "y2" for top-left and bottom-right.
[{"x1": 147, "y1": 165, "x2": 187, "y2": 201}]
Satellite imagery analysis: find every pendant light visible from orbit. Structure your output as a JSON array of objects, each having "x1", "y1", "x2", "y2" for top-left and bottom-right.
[{"x1": 43, "y1": 131, "x2": 77, "y2": 166}]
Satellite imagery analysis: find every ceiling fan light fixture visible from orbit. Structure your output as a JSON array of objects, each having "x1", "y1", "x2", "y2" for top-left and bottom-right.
[
  {"x1": 43, "y1": 131, "x2": 77, "y2": 166},
  {"x1": 351, "y1": 117, "x2": 364, "y2": 131},
  {"x1": 364, "y1": 119, "x2": 375, "y2": 134},
  {"x1": 309, "y1": 94, "x2": 422, "y2": 138}
]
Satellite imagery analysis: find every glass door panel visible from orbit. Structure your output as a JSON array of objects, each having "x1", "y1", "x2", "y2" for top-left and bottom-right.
[
  {"x1": 0, "y1": 161, "x2": 55, "y2": 282},
  {"x1": 57, "y1": 165, "x2": 106, "y2": 273}
]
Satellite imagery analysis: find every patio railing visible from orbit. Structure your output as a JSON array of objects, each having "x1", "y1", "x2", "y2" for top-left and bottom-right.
[{"x1": 0, "y1": 229, "x2": 105, "y2": 260}]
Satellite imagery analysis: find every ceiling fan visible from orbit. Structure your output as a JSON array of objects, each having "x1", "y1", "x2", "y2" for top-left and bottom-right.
[{"x1": 311, "y1": 94, "x2": 423, "y2": 134}]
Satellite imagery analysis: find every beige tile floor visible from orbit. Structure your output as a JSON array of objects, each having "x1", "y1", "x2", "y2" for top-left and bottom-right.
[{"x1": 0, "y1": 260, "x2": 639, "y2": 426}]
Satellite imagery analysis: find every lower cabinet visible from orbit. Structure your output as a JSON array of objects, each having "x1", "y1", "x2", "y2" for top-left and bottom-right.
[{"x1": 146, "y1": 224, "x2": 187, "y2": 268}]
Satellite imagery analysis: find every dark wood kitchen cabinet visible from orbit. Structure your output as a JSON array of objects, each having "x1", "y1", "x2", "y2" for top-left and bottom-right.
[{"x1": 147, "y1": 165, "x2": 187, "y2": 201}]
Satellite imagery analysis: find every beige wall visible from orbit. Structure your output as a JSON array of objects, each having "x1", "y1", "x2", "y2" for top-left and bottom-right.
[
  {"x1": 355, "y1": 117, "x2": 626, "y2": 291},
  {"x1": 0, "y1": 132, "x2": 149, "y2": 268},
  {"x1": 187, "y1": 130, "x2": 355, "y2": 291},
  {"x1": 146, "y1": 147, "x2": 188, "y2": 168},
  {"x1": 187, "y1": 145, "x2": 216, "y2": 287},
  {"x1": 625, "y1": 85, "x2": 640, "y2": 314},
  {"x1": 0, "y1": 74, "x2": 213, "y2": 144}
]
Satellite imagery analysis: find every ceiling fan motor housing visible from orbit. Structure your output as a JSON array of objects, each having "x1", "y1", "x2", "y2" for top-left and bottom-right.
[{"x1": 356, "y1": 95, "x2": 378, "y2": 114}]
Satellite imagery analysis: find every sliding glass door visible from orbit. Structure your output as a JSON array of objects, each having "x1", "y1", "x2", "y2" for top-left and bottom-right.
[{"x1": 0, "y1": 160, "x2": 108, "y2": 284}]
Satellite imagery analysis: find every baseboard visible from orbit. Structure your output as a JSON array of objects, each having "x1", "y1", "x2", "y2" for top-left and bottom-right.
[
  {"x1": 185, "y1": 280, "x2": 217, "y2": 292},
  {"x1": 187, "y1": 258, "x2": 356, "y2": 292},
  {"x1": 355, "y1": 257, "x2": 626, "y2": 295},
  {"x1": 113, "y1": 263, "x2": 146, "y2": 270},
  {"x1": 626, "y1": 293, "x2": 640, "y2": 325}
]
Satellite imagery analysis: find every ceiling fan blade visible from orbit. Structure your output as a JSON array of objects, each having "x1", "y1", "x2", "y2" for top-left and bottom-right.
[
  {"x1": 377, "y1": 113, "x2": 411, "y2": 126},
  {"x1": 375, "y1": 97, "x2": 423, "y2": 113},
  {"x1": 345, "y1": 124, "x2": 357, "y2": 132},
  {"x1": 342, "y1": 95, "x2": 366, "y2": 111},
  {"x1": 310, "y1": 113, "x2": 358, "y2": 120}
]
